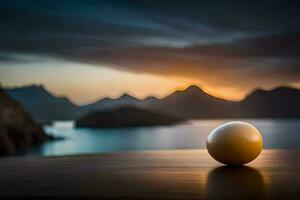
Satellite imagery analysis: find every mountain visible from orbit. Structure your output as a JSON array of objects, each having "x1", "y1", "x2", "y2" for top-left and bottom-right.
[
  {"x1": 0, "y1": 88, "x2": 52, "y2": 155},
  {"x1": 145, "y1": 86, "x2": 238, "y2": 118},
  {"x1": 5, "y1": 84, "x2": 300, "y2": 122},
  {"x1": 83, "y1": 94, "x2": 142, "y2": 111},
  {"x1": 82, "y1": 86, "x2": 237, "y2": 118},
  {"x1": 240, "y1": 87, "x2": 300, "y2": 118},
  {"x1": 5, "y1": 85, "x2": 82, "y2": 123},
  {"x1": 143, "y1": 96, "x2": 160, "y2": 103},
  {"x1": 145, "y1": 85, "x2": 300, "y2": 118},
  {"x1": 76, "y1": 107, "x2": 183, "y2": 128}
]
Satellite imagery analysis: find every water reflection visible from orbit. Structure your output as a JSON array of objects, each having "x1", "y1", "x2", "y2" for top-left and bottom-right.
[
  {"x1": 206, "y1": 166, "x2": 265, "y2": 199},
  {"x1": 19, "y1": 119, "x2": 300, "y2": 156}
]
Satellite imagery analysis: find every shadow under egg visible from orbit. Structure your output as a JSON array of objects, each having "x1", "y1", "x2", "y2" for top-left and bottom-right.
[{"x1": 205, "y1": 166, "x2": 265, "y2": 199}]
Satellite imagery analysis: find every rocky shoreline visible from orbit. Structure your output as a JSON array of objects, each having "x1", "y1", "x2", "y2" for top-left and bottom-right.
[{"x1": 0, "y1": 88, "x2": 53, "y2": 156}]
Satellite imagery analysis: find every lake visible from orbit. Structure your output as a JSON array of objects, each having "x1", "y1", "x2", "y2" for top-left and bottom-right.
[{"x1": 20, "y1": 119, "x2": 300, "y2": 156}]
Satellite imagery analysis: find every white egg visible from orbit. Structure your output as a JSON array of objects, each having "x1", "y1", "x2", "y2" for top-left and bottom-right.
[{"x1": 206, "y1": 121, "x2": 263, "y2": 166}]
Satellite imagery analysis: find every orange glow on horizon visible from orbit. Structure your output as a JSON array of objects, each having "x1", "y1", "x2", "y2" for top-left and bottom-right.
[{"x1": 2, "y1": 60, "x2": 298, "y2": 105}]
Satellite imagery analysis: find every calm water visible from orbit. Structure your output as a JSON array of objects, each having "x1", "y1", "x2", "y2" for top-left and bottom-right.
[{"x1": 21, "y1": 119, "x2": 300, "y2": 156}]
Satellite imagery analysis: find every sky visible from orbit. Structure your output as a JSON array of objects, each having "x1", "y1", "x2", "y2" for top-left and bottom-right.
[{"x1": 0, "y1": 0, "x2": 299, "y2": 105}]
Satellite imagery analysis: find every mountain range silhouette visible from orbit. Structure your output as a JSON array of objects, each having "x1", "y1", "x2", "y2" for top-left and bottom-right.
[{"x1": 5, "y1": 84, "x2": 300, "y2": 123}]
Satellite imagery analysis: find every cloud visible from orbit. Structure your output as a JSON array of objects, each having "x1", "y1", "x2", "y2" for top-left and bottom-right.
[{"x1": 0, "y1": 0, "x2": 299, "y2": 92}]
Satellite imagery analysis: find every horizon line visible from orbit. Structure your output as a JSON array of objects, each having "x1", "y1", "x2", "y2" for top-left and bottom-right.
[{"x1": 3, "y1": 83, "x2": 298, "y2": 106}]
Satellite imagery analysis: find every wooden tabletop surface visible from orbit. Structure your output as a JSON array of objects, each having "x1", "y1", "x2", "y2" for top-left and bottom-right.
[{"x1": 0, "y1": 150, "x2": 299, "y2": 199}]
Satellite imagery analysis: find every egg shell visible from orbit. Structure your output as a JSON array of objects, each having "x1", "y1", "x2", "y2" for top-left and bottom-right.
[{"x1": 206, "y1": 121, "x2": 263, "y2": 166}]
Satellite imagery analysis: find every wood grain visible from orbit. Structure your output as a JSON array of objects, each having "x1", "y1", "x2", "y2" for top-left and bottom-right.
[{"x1": 0, "y1": 150, "x2": 299, "y2": 199}]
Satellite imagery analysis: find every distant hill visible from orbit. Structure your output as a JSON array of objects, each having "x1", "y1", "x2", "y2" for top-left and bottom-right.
[
  {"x1": 76, "y1": 107, "x2": 183, "y2": 128},
  {"x1": 144, "y1": 85, "x2": 300, "y2": 118},
  {"x1": 0, "y1": 88, "x2": 51, "y2": 155},
  {"x1": 83, "y1": 94, "x2": 141, "y2": 111},
  {"x1": 5, "y1": 85, "x2": 300, "y2": 122},
  {"x1": 5, "y1": 85, "x2": 83, "y2": 123},
  {"x1": 82, "y1": 85, "x2": 238, "y2": 118},
  {"x1": 240, "y1": 87, "x2": 300, "y2": 118},
  {"x1": 145, "y1": 86, "x2": 238, "y2": 118}
]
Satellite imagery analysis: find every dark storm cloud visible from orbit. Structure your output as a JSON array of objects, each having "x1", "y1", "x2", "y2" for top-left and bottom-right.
[{"x1": 0, "y1": 0, "x2": 299, "y2": 88}]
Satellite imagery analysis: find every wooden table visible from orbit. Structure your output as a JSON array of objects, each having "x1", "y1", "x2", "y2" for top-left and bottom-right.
[{"x1": 0, "y1": 150, "x2": 299, "y2": 199}]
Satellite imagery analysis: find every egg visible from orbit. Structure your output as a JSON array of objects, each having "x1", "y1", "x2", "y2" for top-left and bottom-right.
[{"x1": 206, "y1": 121, "x2": 263, "y2": 166}]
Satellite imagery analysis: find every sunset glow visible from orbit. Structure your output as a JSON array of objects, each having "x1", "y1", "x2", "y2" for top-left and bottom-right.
[
  {"x1": 0, "y1": 57, "x2": 298, "y2": 105},
  {"x1": 0, "y1": 1, "x2": 299, "y2": 104}
]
